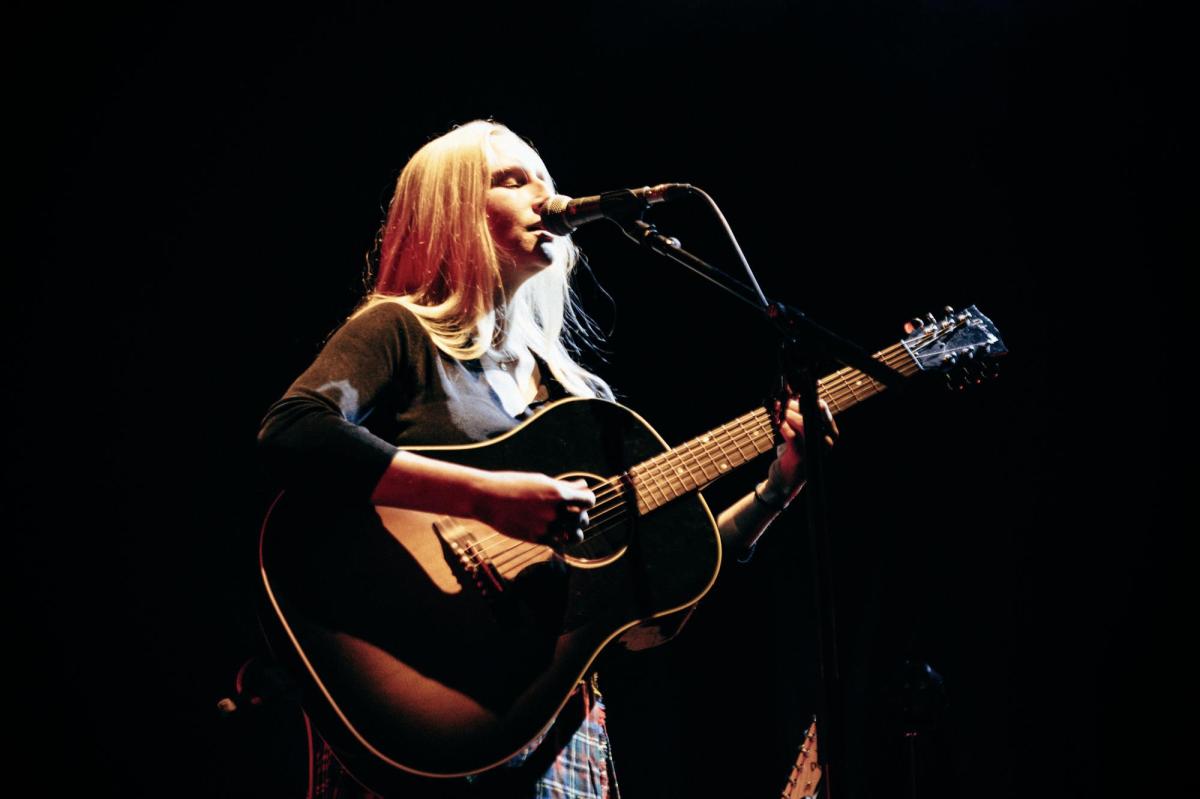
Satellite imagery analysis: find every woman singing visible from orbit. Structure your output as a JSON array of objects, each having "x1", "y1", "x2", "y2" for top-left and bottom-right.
[{"x1": 257, "y1": 119, "x2": 835, "y2": 798}]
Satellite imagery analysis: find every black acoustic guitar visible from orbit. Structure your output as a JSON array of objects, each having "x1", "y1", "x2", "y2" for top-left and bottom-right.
[{"x1": 258, "y1": 306, "x2": 1004, "y2": 793}]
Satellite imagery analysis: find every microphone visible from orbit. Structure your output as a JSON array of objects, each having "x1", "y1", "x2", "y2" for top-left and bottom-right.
[{"x1": 538, "y1": 183, "x2": 693, "y2": 235}]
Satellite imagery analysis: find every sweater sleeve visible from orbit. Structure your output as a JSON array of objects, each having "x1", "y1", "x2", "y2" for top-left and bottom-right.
[{"x1": 257, "y1": 303, "x2": 415, "y2": 501}]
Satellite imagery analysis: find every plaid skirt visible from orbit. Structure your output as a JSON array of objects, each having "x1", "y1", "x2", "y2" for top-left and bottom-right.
[{"x1": 311, "y1": 676, "x2": 619, "y2": 799}]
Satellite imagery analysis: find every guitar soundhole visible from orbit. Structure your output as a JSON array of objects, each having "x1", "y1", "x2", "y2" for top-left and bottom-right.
[{"x1": 558, "y1": 472, "x2": 629, "y2": 567}]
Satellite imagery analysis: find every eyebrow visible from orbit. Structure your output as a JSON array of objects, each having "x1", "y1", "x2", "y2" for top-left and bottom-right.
[{"x1": 491, "y1": 163, "x2": 551, "y2": 185}]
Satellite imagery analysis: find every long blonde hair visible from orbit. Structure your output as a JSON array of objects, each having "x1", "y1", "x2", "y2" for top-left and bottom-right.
[{"x1": 359, "y1": 120, "x2": 611, "y2": 399}]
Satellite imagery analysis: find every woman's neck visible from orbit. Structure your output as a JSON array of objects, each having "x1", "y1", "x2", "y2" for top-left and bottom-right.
[{"x1": 487, "y1": 302, "x2": 526, "y2": 356}]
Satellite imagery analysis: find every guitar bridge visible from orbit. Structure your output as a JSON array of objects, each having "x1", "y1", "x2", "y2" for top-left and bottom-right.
[{"x1": 435, "y1": 518, "x2": 506, "y2": 597}]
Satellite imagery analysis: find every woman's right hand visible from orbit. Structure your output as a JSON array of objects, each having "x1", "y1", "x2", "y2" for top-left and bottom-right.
[{"x1": 472, "y1": 471, "x2": 596, "y2": 546}]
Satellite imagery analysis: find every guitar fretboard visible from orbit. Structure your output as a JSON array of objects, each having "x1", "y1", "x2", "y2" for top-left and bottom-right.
[{"x1": 627, "y1": 341, "x2": 920, "y2": 514}]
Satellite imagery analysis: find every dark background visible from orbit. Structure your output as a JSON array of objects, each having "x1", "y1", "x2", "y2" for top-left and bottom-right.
[{"x1": 12, "y1": 2, "x2": 1189, "y2": 797}]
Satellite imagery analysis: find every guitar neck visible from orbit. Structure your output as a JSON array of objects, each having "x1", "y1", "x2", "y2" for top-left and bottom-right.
[{"x1": 627, "y1": 341, "x2": 921, "y2": 515}]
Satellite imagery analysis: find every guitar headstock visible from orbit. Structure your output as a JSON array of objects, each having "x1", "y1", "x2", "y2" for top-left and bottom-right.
[
  {"x1": 781, "y1": 717, "x2": 822, "y2": 799},
  {"x1": 901, "y1": 305, "x2": 1007, "y2": 390}
]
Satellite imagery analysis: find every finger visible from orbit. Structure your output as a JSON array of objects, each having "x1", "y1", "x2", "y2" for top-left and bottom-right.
[
  {"x1": 782, "y1": 408, "x2": 805, "y2": 438},
  {"x1": 552, "y1": 507, "x2": 587, "y2": 546},
  {"x1": 564, "y1": 480, "x2": 596, "y2": 507},
  {"x1": 819, "y1": 399, "x2": 840, "y2": 438}
]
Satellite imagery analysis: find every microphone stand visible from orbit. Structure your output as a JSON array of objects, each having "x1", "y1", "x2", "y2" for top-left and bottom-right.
[{"x1": 607, "y1": 204, "x2": 903, "y2": 799}]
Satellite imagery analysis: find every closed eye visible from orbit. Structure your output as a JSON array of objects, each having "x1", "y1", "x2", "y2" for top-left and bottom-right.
[{"x1": 491, "y1": 167, "x2": 527, "y2": 188}]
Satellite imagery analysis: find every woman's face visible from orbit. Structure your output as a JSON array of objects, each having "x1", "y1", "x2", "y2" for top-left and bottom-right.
[{"x1": 485, "y1": 133, "x2": 557, "y2": 292}]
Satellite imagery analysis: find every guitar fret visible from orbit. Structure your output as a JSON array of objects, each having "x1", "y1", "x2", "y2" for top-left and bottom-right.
[
  {"x1": 657, "y1": 454, "x2": 684, "y2": 500},
  {"x1": 750, "y1": 411, "x2": 776, "y2": 453},
  {"x1": 681, "y1": 436, "x2": 715, "y2": 491},
  {"x1": 632, "y1": 469, "x2": 666, "y2": 513},
  {"x1": 664, "y1": 447, "x2": 699, "y2": 495},
  {"x1": 741, "y1": 413, "x2": 770, "y2": 457},
  {"x1": 817, "y1": 378, "x2": 842, "y2": 414},
  {"x1": 710, "y1": 421, "x2": 738, "y2": 476},
  {"x1": 729, "y1": 416, "x2": 751, "y2": 461},
  {"x1": 639, "y1": 456, "x2": 667, "y2": 507},
  {"x1": 731, "y1": 415, "x2": 761, "y2": 461},
  {"x1": 756, "y1": 410, "x2": 776, "y2": 449},
  {"x1": 839, "y1": 367, "x2": 861, "y2": 407},
  {"x1": 713, "y1": 424, "x2": 737, "y2": 473},
  {"x1": 647, "y1": 462, "x2": 674, "y2": 507},
  {"x1": 728, "y1": 428, "x2": 750, "y2": 464},
  {"x1": 655, "y1": 459, "x2": 684, "y2": 499},
  {"x1": 643, "y1": 468, "x2": 666, "y2": 510},
  {"x1": 695, "y1": 433, "x2": 723, "y2": 482},
  {"x1": 660, "y1": 446, "x2": 694, "y2": 498}
]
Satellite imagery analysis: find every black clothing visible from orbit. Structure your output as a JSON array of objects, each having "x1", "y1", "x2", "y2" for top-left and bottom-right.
[{"x1": 258, "y1": 301, "x2": 567, "y2": 498}]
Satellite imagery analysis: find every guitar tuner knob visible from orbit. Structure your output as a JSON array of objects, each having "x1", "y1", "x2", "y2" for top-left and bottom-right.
[{"x1": 903, "y1": 317, "x2": 924, "y2": 334}]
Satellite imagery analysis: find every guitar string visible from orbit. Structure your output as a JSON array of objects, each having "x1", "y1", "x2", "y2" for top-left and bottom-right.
[
  {"x1": 469, "y1": 345, "x2": 924, "y2": 570},
  {"x1": 480, "y1": 413, "x2": 776, "y2": 569},
  {"x1": 477, "y1": 351, "x2": 923, "y2": 571},
  {"x1": 467, "y1": 343, "x2": 927, "y2": 570},
  {"x1": 486, "y1": 414, "x2": 775, "y2": 570},
  {"x1": 482, "y1": 385, "x2": 916, "y2": 571},
  {"x1": 481, "y1": 409, "x2": 776, "y2": 556},
  {"x1": 466, "y1": 340, "x2": 936, "y2": 574},
  {"x1": 484, "y1": 408, "x2": 790, "y2": 569}
]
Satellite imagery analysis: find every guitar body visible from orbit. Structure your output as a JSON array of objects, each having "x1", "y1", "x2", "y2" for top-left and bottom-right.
[{"x1": 259, "y1": 398, "x2": 721, "y2": 790}]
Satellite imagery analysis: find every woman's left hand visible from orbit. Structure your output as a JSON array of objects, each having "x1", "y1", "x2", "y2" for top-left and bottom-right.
[{"x1": 773, "y1": 397, "x2": 839, "y2": 493}]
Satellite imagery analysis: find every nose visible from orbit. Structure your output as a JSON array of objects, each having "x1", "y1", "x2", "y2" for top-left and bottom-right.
[{"x1": 531, "y1": 177, "x2": 552, "y2": 210}]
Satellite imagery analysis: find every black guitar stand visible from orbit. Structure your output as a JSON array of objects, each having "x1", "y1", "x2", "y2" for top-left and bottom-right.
[{"x1": 599, "y1": 187, "x2": 905, "y2": 799}]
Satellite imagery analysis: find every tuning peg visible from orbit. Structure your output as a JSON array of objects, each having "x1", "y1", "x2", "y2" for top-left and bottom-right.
[{"x1": 903, "y1": 317, "x2": 925, "y2": 334}]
